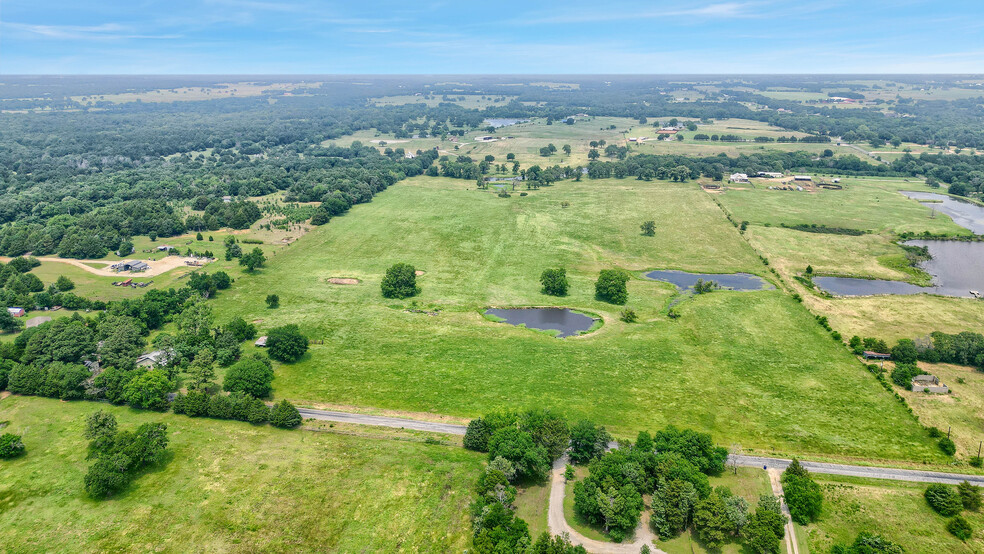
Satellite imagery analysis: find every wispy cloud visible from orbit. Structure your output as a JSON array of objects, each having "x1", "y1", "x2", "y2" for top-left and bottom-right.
[
  {"x1": 4, "y1": 22, "x2": 180, "y2": 40},
  {"x1": 515, "y1": 2, "x2": 761, "y2": 25}
]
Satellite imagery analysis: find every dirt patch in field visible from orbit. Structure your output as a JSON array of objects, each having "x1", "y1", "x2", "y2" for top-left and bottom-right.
[
  {"x1": 415, "y1": 270, "x2": 425, "y2": 276},
  {"x1": 327, "y1": 277, "x2": 360, "y2": 285}
]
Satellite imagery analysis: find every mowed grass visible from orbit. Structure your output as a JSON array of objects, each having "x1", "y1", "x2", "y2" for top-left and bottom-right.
[
  {"x1": 806, "y1": 474, "x2": 984, "y2": 553},
  {"x1": 0, "y1": 395, "x2": 482, "y2": 553},
  {"x1": 211, "y1": 175, "x2": 943, "y2": 463}
]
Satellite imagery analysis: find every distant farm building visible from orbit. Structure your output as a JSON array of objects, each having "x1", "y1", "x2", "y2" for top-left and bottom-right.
[
  {"x1": 156, "y1": 245, "x2": 175, "y2": 252},
  {"x1": 6, "y1": 307, "x2": 25, "y2": 317},
  {"x1": 404, "y1": 151, "x2": 416, "y2": 159},
  {"x1": 26, "y1": 316, "x2": 51, "y2": 328},
  {"x1": 757, "y1": 172, "x2": 784, "y2": 179},
  {"x1": 111, "y1": 260, "x2": 150, "y2": 272},
  {"x1": 656, "y1": 129, "x2": 678, "y2": 135},
  {"x1": 729, "y1": 173, "x2": 749, "y2": 183},
  {"x1": 793, "y1": 175, "x2": 813, "y2": 181},
  {"x1": 222, "y1": 195, "x2": 232, "y2": 203},
  {"x1": 863, "y1": 351, "x2": 891, "y2": 360}
]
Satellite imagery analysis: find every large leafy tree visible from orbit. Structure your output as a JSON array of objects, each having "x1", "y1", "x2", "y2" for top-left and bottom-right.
[
  {"x1": 380, "y1": 262, "x2": 420, "y2": 299},
  {"x1": 594, "y1": 269, "x2": 629, "y2": 305},
  {"x1": 265, "y1": 324, "x2": 308, "y2": 363},
  {"x1": 223, "y1": 355, "x2": 274, "y2": 398}
]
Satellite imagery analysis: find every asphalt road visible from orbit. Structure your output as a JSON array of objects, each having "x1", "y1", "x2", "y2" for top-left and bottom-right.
[
  {"x1": 297, "y1": 408, "x2": 468, "y2": 435},
  {"x1": 298, "y1": 407, "x2": 984, "y2": 486}
]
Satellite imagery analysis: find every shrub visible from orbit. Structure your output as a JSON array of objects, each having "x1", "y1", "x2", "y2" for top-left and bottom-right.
[
  {"x1": 266, "y1": 325, "x2": 308, "y2": 363},
  {"x1": 539, "y1": 268, "x2": 569, "y2": 296},
  {"x1": 464, "y1": 418, "x2": 495, "y2": 452},
  {"x1": 925, "y1": 483, "x2": 963, "y2": 516},
  {"x1": 0, "y1": 433, "x2": 26, "y2": 459},
  {"x1": 947, "y1": 515, "x2": 973, "y2": 540},
  {"x1": 381, "y1": 262, "x2": 420, "y2": 299},
  {"x1": 223, "y1": 355, "x2": 275, "y2": 398},
  {"x1": 270, "y1": 400, "x2": 302, "y2": 428},
  {"x1": 619, "y1": 309, "x2": 637, "y2": 323},
  {"x1": 265, "y1": 294, "x2": 279, "y2": 309},
  {"x1": 891, "y1": 339, "x2": 919, "y2": 364},
  {"x1": 640, "y1": 220, "x2": 656, "y2": 236},
  {"x1": 55, "y1": 275, "x2": 75, "y2": 291},
  {"x1": 781, "y1": 460, "x2": 822, "y2": 524},
  {"x1": 958, "y1": 481, "x2": 982, "y2": 511},
  {"x1": 487, "y1": 427, "x2": 550, "y2": 482},
  {"x1": 939, "y1": 437, "x2": 957, "y2": 456},
  {"x1": 971, "y1": 456, "x2": 983, "y2": 468},
  {"x1": 594, "y1": 269, "x2": 629, "y2": 305}
]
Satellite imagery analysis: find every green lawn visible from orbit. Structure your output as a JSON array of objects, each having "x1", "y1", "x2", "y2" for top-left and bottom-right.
[
  {"x1": 0, "y1": 395, "x2": 482, "y2": 553},
  {"x1": 210, "y1": 175, "x2": 944, "y2": 464},
  {"x1": 806, "y1": 474, "x2": 984, "y2": 553}
]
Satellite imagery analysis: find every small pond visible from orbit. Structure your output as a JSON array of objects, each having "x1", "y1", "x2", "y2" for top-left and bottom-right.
[
  {"x1": 485, "y1": 307, "x2": 597, "y2": 338},
  {"x1": 484, "y1": 118, "x2": 528, "y2": 128},
  {"x1": 900, "y1": 191, "x2": 984, "y2": 235},
  {"x1": 644, "y1": 270, "x2": 771, "y2": 291},
  {"x1": 814, "y1": 239, "x2": 984, "y2": 297}
]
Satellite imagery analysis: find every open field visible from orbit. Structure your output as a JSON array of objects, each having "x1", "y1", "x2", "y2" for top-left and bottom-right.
[
  {"x1": 209, "y1": 175, "x2": 945, "y2": 464},
  {"x1": 806, "y1": 474, "x2": 984, "y2": 553},
  {"x1": 896, "y1": 362, "x2": 984, "y2": 459},
  {"x1": 72, "y1": 81, "x2": 322, "y2": 105},
  {"x1": 370, "y1": 94, "x2": 514, "y2": 108},
  {"x1": 0, "y1": 395, "x2": 482, "y2": 553}
]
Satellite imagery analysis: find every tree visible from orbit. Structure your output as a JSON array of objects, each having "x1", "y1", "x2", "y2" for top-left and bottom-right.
[
  {"x1": 212, "y1": 271, "x2": 232, "y2": 290},
  {"x1": 595, "y1": 269, "x2": 629, "y2": 305},
  {"x1": 122, "y1": 370, "x2": 173, "y2": 411},
  {"x1": 225, "y1": 317, "x2": 256, "y2": 342},
  {"x1": 84, "y1": 410, "x2": 118, "y2": 453},
  {"x1": 98, "y1": 315, "x2": 145, "y2": 371},
  {"x1": 0, "y1": 309, "x2": 21, "y2": 333},
  {"x1": 693, "y1": 491, "x2": 733, "y2": 549},
  {"x1": 265, "y1": 294, "x2": 279, "y2": 309},
  {"x1": 270, "y1": 399, "x2": 302, "y2": 428},
  {"x1": 569, "y1": 420, "x2": 611, "y2": 464},
  {"x1": 223, "y1": 355, "x2": 274, "y2": 398},
  {"x1": 381, "y1": 262, "x2": 420, "y2": 299},
  {"x1": 0, "y1": 433, "x2": 25, "y2": 459},
  {"x1": 588, "y1": 149, "x2": 600, "y2": 161},
  {"x1": 926, "y1": 483, "x2": 964, "y2": 516},
  {"x1": 562, "y1": 144, "x2": 572, "y2": 155},
  {"x1": 117, "y1": 240, "x2": 134, "y2": 256},
  {"x1": 891, "y1": 338, "x2": 919, "y2": 364},
  {"x1": 55, "y1": 275, "x2": 75, "y2": 291},
  {"x1": 540, "y1": 268, "x2": 569, "y2": 296},
  {"x1": 239, "y1": 247, "x2": 266, "y2": 271},
  {"x1": 781, "y1": 459, "x2": 822, "y2": 524},
  {"x1": 651, "y1": 479, "x2": 698, "y2": 538},
  {"x1": 266, "y1": 324, "x2": 308, "y2": 363},
  {"x1": 742, "y1": 505, "x2": 786, "y2": 554},
  {"x1": 640, "y1": 220, "x2": 655, "y2": 236},
  {"x1": 487, "y1": 427, "x2": 550, "y2": 482}
]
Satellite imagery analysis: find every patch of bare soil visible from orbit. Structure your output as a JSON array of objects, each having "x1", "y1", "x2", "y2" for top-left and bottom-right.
[
  {"x1": 327, "y1": 278, "x2": 360, "y2": 285},
  {"x1": 414, "y1": 270, "x2": 425, "y2": 276}
]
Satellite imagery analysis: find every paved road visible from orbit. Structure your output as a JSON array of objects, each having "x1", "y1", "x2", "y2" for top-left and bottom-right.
[
  {"x1": 732, "y1": 454, "x2": 984, "y2": 486},
  {"x1": 838, "y1": 140, "x2": 886, "y2": 164},
  {"x1": 547, "y1": 455, "x2": 660, "y2": 554},
  {"x1": 296, "y1": 407, "x2": 984, "y2": 486},
  {"x1": 297, "y1": 408, "x2": 468, "y2": 435}
]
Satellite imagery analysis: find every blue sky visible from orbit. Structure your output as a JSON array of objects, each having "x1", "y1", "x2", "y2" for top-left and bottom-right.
[{"x1": 1, "y1": 0, "x2": 982, "y2": 74}]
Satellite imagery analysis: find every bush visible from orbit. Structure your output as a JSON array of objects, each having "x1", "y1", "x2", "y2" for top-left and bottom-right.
[
  {"x1": 270, "y1": 400, "x2": 302, "y2": 428},
  {"x1": 464, "y1": 418, "x2": 495, "y2": 452},
  {"x1": 56, "y1": 275, "x2": 75, "y2": 291},
  {"x1": 971, "y1": 456, "x2": 983, "y2": 468},
  {"x1": 926, "y1": 483, "x2": 963, "y2": 516},
  {"x1": 223, "y1": 355, "x2": 275, "y2": 398},
  {"x1": 266, "y1": 325, "x2": 308, "y2": 363},
  {"x1": 959, "y1": 480, "x2": 982, "y2": 511},
  {"x1": 381, "y1": 262, "x2": 421, "y2": 299},
  {"x1": 84, "y1": 422, "x2": 168, "y2": 499},
  {"x1": 619, "y1": 309, "x2": 637, "y2": 323},
  {"x1": 939, "y1": 437, "x2": 957, "y2": 456},
  {"x1": 891, "y1": 338, "x2": 919, "y2": 364},
  {"x1": 595, "y1": 269, "x2": 629, "y2": 305},
  {"x1": 890, "y1": 363, "x2": 921, "y2": 387},
  {"x1": 948, "y1": 515, "x2": 973, "y2": 540},
  {"x1": 265, "y1": 294, "x2": 279, "y2": 309},
  {"x1": 539, "y1": 268, "x2": 569, "y2": 296},
  {"x1": 487, "y1": 427, "x2": 550, "y2": 482},
  {"x1": 0, "y1": 433, "x2": 26, "y2": 459}
]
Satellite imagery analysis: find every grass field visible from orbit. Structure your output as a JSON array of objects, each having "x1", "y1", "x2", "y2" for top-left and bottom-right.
[
  {"x1": 806, "y1": 474, "x2": 984, "y2": 553},
  {"x1": 0, "y1": 395, "x2": 482, "y2": 553},
  {"x1": 208, "y1": 175, "x2": 946, "y2": 464}
]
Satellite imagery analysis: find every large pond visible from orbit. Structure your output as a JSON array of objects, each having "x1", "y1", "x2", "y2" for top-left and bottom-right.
[
  {"x1": 814, "y1": 239, "x2": 984, "y2": 297},
  {"x1": 644, "y1": 270, "x2": 771, "y2": 291},
  {"x1": 484, "y1": 118, "x2": 528, "y2": 128},
  {"x1": 900, "y1": 191, "x2": 984, "y2": 234},
  {"x1": 485, "y1": 307, "x2": 597, "y2": 338}
]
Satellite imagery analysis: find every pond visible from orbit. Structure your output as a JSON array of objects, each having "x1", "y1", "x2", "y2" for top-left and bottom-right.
[
  {"x1": 900, "y1": 191, "x2": 984, "y2": 234},
  {"x1": 644, "y1": 270, "x2": 771, "y2": 291},
  {"x1": 814, "y1": 239, "x2": 984, "y2": 297},
  {"x1": 485, "y1": 307, "x2": 597, "y2": 338},
  {"x1": 484, "y1": 118, "x2": 528, "y2": 128}
]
